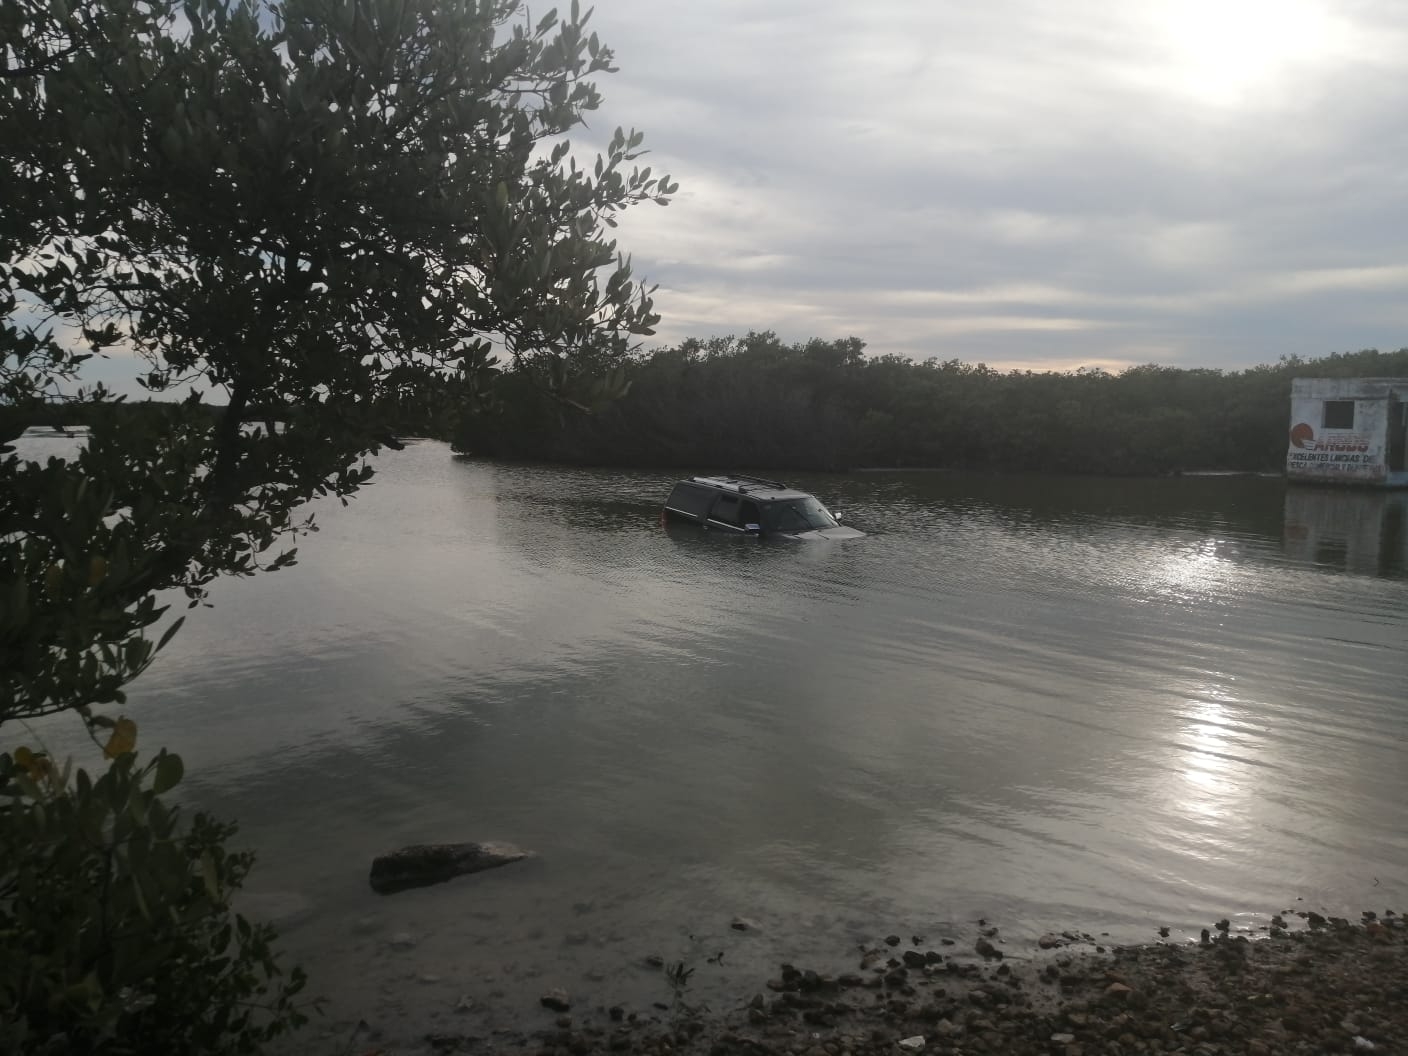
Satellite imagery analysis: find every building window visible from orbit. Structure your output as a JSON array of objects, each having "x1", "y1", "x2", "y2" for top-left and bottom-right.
[{"x1": 1323, "y1": 401, "x2": 1355, "y2": 429}]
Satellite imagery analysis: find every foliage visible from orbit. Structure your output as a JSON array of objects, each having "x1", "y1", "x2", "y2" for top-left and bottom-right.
[
  {"x1": 0, "y1": 736, "x2": 309, "y2": 1054},
  {"x1": 2, "y1": 1, "x2": 672, "y2": 1051},
  {"x1": 454, "y1": 331, "x2": 862, "y2": 469},
  {"x1": 454, "y1": 341, "x2": 1408, "y2": 475},
  {"x1": 663, "y1": 959, "x2": 695, "y2": 1000},
  {"x1": 1, "y1": 0, "x2": 675, "y2": 727}
]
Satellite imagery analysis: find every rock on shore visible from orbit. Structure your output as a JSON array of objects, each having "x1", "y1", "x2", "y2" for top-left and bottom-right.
[
  {"x1": 368, "y1": 841, "x2": 531, "y2": 894},
  {"x1": 408, "y1": 910, "x2": 1407, "y2": 1056}
]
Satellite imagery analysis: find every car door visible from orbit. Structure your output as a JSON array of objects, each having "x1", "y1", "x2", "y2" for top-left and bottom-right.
[{"x1": 705, "y1": 494, "x2": 745, "y2": 531}]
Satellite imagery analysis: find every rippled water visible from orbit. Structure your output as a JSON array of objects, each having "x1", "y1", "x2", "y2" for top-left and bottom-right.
[{"x1": 9, "y1": 438, "x2": 1408, "y2": 1043}]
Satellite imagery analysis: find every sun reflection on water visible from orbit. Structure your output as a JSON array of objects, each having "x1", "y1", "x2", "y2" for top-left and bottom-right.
[
  {"x1": 1168, "y1": 674, "x2": 1274, "y2": 866},
  {"x1": 1180, "y1": 693, "x2": 1240, "y2": 821},
  {"x1": 1125, "y1": 536, "x2": 1246, "y2": 608}
]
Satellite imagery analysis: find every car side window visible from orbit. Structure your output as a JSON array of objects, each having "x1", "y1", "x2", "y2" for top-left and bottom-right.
[
  {"x1": 740, "y1": 500, "x2": 761, "y2": 530},
  {"x1": 710, "y1": 495, "x2": 741, "y2": 525},
  {"x1": 666, "y1": 483, "x2": 714, "y2": 519}
]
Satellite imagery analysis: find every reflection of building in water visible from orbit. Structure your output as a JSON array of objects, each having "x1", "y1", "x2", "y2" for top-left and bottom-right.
[
  {"x1": 1283, "y1": 487, "x2": 1408, "y2": 575},
  {"x1": 1286, "y1": 378, "x2": 1408, "y2": 486}
]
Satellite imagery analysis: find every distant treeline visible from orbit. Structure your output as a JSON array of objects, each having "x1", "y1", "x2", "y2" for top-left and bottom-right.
[
  {"x1": 0, "y1": 395, "x2": 432, "y2": 445},
  {"x1": 0, "y1": 398, "x2": 224, "y2": 444},
  {"x1": 12, "y1": 343, "x2": 1408, "y2": 476},
  {"x1": 451, "y1": 337, "x2": 1408, "y2": 475}
]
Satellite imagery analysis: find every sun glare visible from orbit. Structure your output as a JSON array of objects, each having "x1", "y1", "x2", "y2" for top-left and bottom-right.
[{"x1": 1151, "y1": 0, "x2": 1338, "y2": 105}]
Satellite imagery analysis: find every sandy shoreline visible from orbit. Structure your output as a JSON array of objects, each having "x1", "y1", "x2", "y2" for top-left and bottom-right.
[{"x1": 325, "y1": 908, "x2": 1405, "y2": 1056}]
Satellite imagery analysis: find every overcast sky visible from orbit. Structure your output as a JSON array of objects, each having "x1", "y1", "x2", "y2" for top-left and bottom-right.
[{"x1": 573, "y1": 0, "x2": 1408, "y2": 372}]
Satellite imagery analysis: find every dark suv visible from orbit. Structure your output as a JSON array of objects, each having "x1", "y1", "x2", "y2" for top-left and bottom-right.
[{"x1": 662, "y1": 474, "x2": 864, "y2": 540}]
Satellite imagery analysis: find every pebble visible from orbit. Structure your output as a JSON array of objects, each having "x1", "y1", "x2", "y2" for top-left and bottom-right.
[
  {"x1": 381, "y1": 909, "x2": 1408, "y2": 1056},
  {"x1": 540, "y1": 989, "x2": 571, "y2": 1012}
]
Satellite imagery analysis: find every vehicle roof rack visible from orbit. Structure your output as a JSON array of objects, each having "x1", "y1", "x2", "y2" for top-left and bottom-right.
[
  {"x1": 726, "y1": 472, "x2": 786, "y2": 489},
  {"x1": 687, "y1": 472, "x2": 789, "y2": 495}
]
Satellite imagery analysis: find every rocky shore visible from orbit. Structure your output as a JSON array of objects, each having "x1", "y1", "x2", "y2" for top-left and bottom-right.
[{"x1": 376, "y1": 909, "x2": 1406, "y2": 1056}]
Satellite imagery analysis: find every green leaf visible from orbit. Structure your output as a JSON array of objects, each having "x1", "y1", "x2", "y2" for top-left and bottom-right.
[
  {"x1": 156, "y1": 615, "x2": 186, "y2": 652},
  {"x1": 152, "y1": 753, "x2": 184, "y2": 795},
  {"x1": 131, "y1": 873, "x2": 152, "y2": 921}
]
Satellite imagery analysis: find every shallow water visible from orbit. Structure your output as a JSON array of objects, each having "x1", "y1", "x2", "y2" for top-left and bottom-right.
[{"x1": 9, "y1": 438, "x2": 1408, "y2": 1044}]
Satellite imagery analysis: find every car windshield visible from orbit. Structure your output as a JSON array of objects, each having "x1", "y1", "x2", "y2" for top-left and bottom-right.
[{"x1": 764, "y1": 497, "x2": 839, "y2": 532}]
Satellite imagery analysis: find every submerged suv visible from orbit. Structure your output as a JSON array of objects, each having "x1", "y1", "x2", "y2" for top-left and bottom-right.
[{"x1": 662, "y1": 474, "x2": 865, "y2": 540}]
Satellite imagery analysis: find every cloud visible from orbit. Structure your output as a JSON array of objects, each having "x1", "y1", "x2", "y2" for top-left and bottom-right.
[
  {"x1": 31, "y1": 0, "x2": 1407, "y2": 396},
  {"x1": 578, "y1": 0, "x2": 1408, "y2": 369}
]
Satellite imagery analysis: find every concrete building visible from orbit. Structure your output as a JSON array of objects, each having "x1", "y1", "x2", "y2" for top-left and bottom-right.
[{"x1": 1286, "y1": 378, "x2": 1408, "y2": 486}]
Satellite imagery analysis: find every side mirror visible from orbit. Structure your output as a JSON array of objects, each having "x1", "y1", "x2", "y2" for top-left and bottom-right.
[{"x1": 833, "y1": 511, "x2": 844, "y2": 521}]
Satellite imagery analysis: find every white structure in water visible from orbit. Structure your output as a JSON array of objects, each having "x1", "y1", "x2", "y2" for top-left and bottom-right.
[
  {"x1": 1286, "y1": 378, "x2": 1408, "y2": 487},
  {"x1": 1283, "y1": 487, "x2": 1408, "y2": 575}
]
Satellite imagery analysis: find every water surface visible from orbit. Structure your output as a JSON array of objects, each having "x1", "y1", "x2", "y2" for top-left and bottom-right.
[{"x1": 10, "y1": 439, "x2": 1408, "y2": 1043}]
